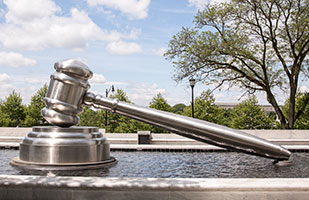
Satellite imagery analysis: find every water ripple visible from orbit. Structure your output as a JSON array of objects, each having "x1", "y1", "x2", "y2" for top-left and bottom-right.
[{"x1": 1, "y1": 150, "x2": 309, "y2": 178}]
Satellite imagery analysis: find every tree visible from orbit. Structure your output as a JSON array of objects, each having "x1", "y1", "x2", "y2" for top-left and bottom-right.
[
  {"x1": 81, "y1": 88, "x2": 152, "y2": 133},
  {"x1": 149, "y1": 93, "x2": 171, "y2": 133},
  {"x1": 229, "y1": 96, "x2": 276, "y2": 129},
  {"x1": 110, "y1": 88, "x2": 131, "y2": 102},
  {"x1": 106, "y1": 88, "x2": 132, "y2": 133},
  {"x1": 79, "y1": 88, "x2": 131, "y2": 130},
  {"x1": 0, "y1": 102, "x2": 10, "y2": 127},
  {"x1": 283, "y1": 93, "x2": 309, "y2": 129},
  {"x1": 79, "y1": 107, "x2": 105, "y2": 128},
  {"x1": 23, "y1": 84, "x2": 48, "y2": 127},
  {"x1": 183, "y1": 90, "x2": 228, "y2": 126},
  {"x1": 149, "y1": 93, "x2": 171, "y2": 112},
  {"x1": 0, "y1": 91, "x2": 25, "y2": 127},
  {"x1": 171, "y1": 103, "x2": 186, "y2": 114},
  {"x1": 112, "y1": 118, "x2": 152, "y2": 133},
  {"x1": 165, "y1": 0, "x2": 309, "y2": 129}
]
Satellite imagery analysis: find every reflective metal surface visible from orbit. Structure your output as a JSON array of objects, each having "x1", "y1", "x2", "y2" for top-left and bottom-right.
[
  {"x1": 41, "y1": 59, "x2": 92, "y2": 127},
  {"x1": 85, "y1": 93, "x2": 291, "y2": 160},
  {"x1": 11, "y1": 126, "x2": 116, "y2": 170},
  {"x1": 40, "y1": 59, "x2": 291, "y2": 161}
]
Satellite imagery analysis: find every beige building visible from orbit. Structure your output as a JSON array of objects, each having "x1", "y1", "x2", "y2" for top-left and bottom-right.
[{"x1": 216, "y1": 103, "x2": 277, "y2": 114}]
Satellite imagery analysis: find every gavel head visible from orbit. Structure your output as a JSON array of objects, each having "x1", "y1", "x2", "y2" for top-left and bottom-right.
[{"x1": 41, "y1": 59, "x2": 93, "y2": 127}]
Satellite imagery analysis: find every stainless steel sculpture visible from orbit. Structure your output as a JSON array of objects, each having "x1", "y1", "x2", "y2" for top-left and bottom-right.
[
  {"x1": 12, "y1": 59, "x2": 291, "y2": 170},
  {"x1": 11, "y1": 126, "x2": 114, "y2": 170},
  {"x1": 11, "y1": 60, "x2": 116, "y2": 170}
]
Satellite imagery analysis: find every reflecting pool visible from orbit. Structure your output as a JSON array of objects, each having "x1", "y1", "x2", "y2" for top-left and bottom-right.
[{"x1": 1, "y1": 150, "x2": 309, "y2": 178}]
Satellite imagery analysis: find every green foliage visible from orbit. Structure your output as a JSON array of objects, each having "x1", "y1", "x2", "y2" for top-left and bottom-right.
[
  {"x1": 78, "y1": 88, "x2": 152, "y2": 133},
  {"x1": 0, "y1": 103, "x2": 10, "y2": 127},
  {"x1": 79, "y1": 107, "x2": 105, "y2": 127},
  {"x1": 23, "y1": 84, "x2": 48, "y2": 127},
  {"x1": 107, "y1": 88, "x2": 152, "y2": 133},
  {"x1": 171, "y1": 103, "x2": 186, "y2": 114},
  {"x1": 229, "y1": 96, "x2": 276, "y2": 129},
  {"x1": 78, "y1": 89, "x2": 130, "y2": 131},
  {"x1": 107, "y1": 88, "x2": 131, "y2": 132},
  {"x1": 183, "y1": 90, "x2": 228, "y2": 126},
  {"x1": 112, "y1": 119, "x2": 152, "y2": 133},
  {"x1": 0, "y1": 86, "x2": 284, "y2": 131},
  {"x1": 164, "y1": 0, "x2": 309, "y2": 129},
  {"x1": 283, "y1": 93, "x2": 309, "y2": 129},
  {"x1": 109, "y1": 88, "x2": 131, "y2": 103},
  {"x1": 149, "y1": 93, "x2": 171, "y2": 112},
  {"x1": 0, "y1": 91, "x2": 25, "y2": 127},
  {"x1": 149, "y1": 93, "x2": 171, "y2": 133}
]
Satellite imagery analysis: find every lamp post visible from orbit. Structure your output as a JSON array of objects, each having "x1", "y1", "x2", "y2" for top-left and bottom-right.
[
  {"x1": 189, "y1": 78, "x2": 195, "y2": 118},
  {"x1": 105, "y1": 85, "x2": 115, "y2": 129}
]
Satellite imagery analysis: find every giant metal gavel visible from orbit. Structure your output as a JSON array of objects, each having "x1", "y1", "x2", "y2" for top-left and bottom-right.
[{"x1": 41, "y1": 59, "x2": 291, "y2": 160}]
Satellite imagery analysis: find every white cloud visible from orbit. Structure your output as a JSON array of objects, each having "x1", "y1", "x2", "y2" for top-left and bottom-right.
[
  {"x1": 153, "y1": 47, "x2": 166, "y2": 56},
  {"x1": 0, "y1": 74, "x2": 49, "y2": 104},
  {"x1": 0, "y1": 52, "x2": 37, "y2": 67},
  {"x1": 107, "y1": 40, "x2": 142, "y2": 55},
  {"x1": 188, "y1": 0, "x2": 207, "y2": 10},
  {"x1": 166, "y1": 96, "x2": 189, "y2": 106},
  {"x1": 4, "y1": 0, "x2": 60, "y2": 24},
  {"x1": 0, "y1": 4, "x2": 102, "y2": 50},
  {"x1": 107, "y1": 81, "x2": 129, "y2": 86},
  {"x1": 0, "y1": 7, "x2": 5, "y2": 18},
  {"x1": 24, "y1": 77, "x2": 48, "y2": 84},
  {"x1": 0, "y1": 73, "x2": 15, "y2": 101},
  {"x1": 188, "y1": 0, "x2": 229, "y2": 10},
  {"x1": 90, "y1": 74, "x2": 107, "y2": 84},
  {"x1": 103, "y1": 28, "x2": 141, "y2": 41},
  {"x1": 0, "y1": 73, "x2": 11, "y2": 82},
  {"x1": 87, "y1": 0, "x2": 151, "y2": 20},
  {"x1": 16, "y1": 86, "x2": 39, "y2": 104},
  {"x1": 0, "y1": 83, "x2": 15, "y2": 101},
  {"x1": 129, "y1": 83, "x2": 166, "y2": 106},
  {"x1": 125, "y1": 28, "x2": 142, "y2": 40},
  {"x1": 0, "y1": 0, "x2": 141, "y2": 52},
  {"x1": 300, "y1": 85, "x2": 309, "y2": 93}
]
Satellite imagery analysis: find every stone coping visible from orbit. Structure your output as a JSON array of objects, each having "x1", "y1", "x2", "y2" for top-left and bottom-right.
[
  {"x1": 1, "y1": 175, "x2": 309, "y2": 191},
  {"x1": 1, "y1": 127, "x2": 309, "y2": 139},
  {"x1": 1, "y1": 142, "x2": 309, "y2": 152},
  {"x1": 1, "y1": 175, "x2": 309, "y2": 199},
  {"x1": 2, "y1": 136, "x2": 309, "y2": 145}
]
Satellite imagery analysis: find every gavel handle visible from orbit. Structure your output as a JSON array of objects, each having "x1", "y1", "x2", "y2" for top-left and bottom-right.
[
  {"x1": 83, "y1": 92, "x2": 290, "y2": 161},
  {"x1": 41, "y1": 58, "x2": 290, "y2": 161}
]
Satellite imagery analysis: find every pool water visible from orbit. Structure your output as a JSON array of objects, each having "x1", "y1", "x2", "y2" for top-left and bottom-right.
[{"x1": 1, "y1": 150, "x2": 309, "y2": 178}]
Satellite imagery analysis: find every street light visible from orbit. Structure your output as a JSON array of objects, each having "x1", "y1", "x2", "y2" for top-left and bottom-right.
[
  {"x1": 189, "y1": 78, "x2": 195, "y2": 118},
  {"x1": 105, "y1": 85, "x2": 115, "y2": 129}
]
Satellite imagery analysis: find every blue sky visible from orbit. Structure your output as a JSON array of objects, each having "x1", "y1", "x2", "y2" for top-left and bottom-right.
[{"x1": 0, "y1": 0, "x2": 291, "y2": 106}]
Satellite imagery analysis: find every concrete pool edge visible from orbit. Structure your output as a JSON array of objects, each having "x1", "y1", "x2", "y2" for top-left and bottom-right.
[
  {"x1": 2, "y1": 143, "x2": 309, "y2": 152},
  {"x1": 1, "y1": 175, "x2": 309, "y2": 199}
]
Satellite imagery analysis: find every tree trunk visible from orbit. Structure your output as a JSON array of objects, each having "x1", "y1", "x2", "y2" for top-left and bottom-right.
[
  {"x1": 266, "y1": 88, "x2": 287, "y2": 129},
  {"x1": 288, "y1": 81, "x2": 297, "y2": 129}
]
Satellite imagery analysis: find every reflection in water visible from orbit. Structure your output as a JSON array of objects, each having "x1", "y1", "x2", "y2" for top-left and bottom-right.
[{"x1": 1, "y1": 150, "x2": 309, "y2": 178}]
